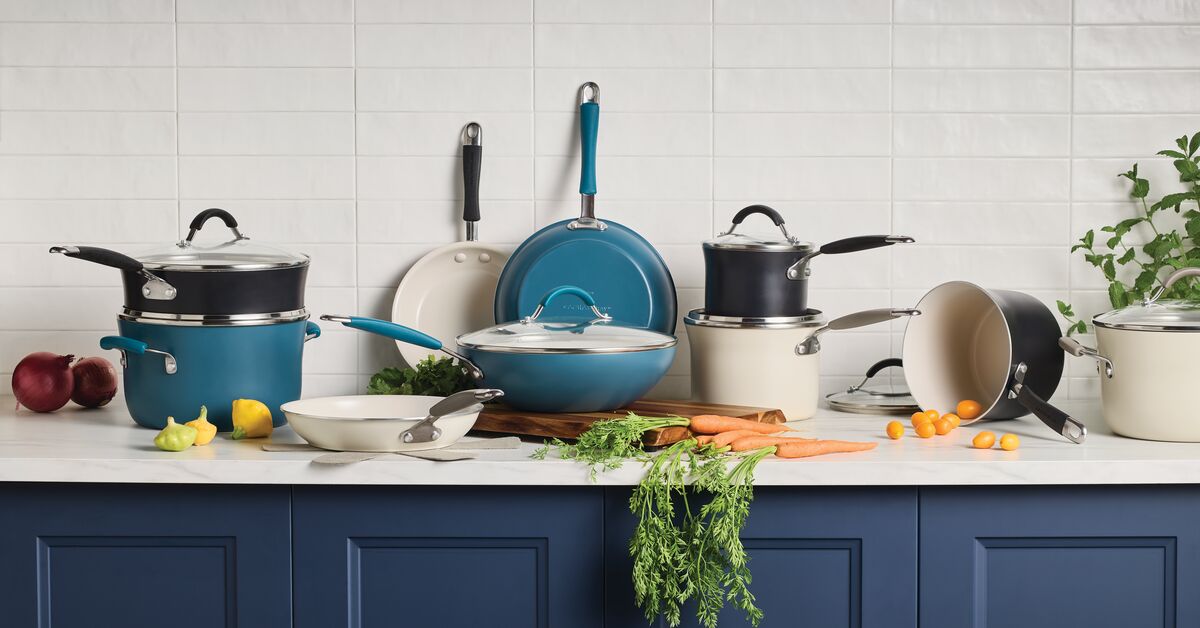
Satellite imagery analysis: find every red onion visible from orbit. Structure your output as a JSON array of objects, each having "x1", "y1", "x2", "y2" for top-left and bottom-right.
[
  {"x1": 12, "y1": 352, "x2": 75, "y2": 413},
  {"x1": 71, "y1": 356, "x2": 118, "y2": 408}
]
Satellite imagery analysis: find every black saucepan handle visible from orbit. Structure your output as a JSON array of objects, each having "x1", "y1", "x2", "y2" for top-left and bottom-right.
[
  {"x1": 731, "y1": 204, "x2": 785, "y2": 226},
  {"x1": 1011, "y1": 373, "x2": 1087, "y2": 444},
  {"x1": 188, "y1": 208, "x2": 239, "y2": 232},
  {"x1": 463, "y1": 144, "x2": 481, "y2": 223},
  {"x1": 49, "y1": 245, "x2": 143, "y2": 273},
  {"x1": 820, "y1": 235, "x2": 915, "y2": 255},
  {"x1": 865, "y1": 357, "x2": 903, "y2": 379}
]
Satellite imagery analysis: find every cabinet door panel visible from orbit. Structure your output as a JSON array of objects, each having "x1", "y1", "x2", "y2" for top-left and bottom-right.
[
  {"x1": 0, "y1": 483, "x2": 292, "y2": 628},
  {"x1": 920, "y1": 486, "x2": 1200, "y2": 628},
  {"x1": 605, "y1": 487, "x2": 918, "y2": 628},
  {"x1": 293, "y1": 486, "x2": 603, "y2": 628}
]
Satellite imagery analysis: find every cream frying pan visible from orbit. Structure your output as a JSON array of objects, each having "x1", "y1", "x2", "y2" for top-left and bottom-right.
[{"x1": 391, "y1": 123, "x2": 510, "y2": 367}]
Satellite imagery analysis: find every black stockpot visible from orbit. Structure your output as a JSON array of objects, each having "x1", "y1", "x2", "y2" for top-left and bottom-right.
[
  {"x1": 51, "y1": 208, "x2": 309, "y2": 316},
  {"x1": 703, "y1": 205, "x2": 913, "y2": 317}
]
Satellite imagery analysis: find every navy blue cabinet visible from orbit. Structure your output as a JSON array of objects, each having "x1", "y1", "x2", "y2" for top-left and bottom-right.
[
  {"x1": 0, "y1": 483, "x2": 292, "y2": 628},
  {"x1": 920, "y1": 486, "x2": 1200, "y2": 628},
  {"x1": 292, "y1": 486, "x2": 604, "y2": 628},
  {"x1": 604, "y1": 487, "x2": 919, "y2": 628}
]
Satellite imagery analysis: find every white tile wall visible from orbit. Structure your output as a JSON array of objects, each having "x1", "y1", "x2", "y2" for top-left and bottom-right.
[{"x1": 2, "y1": 0, "x2": 1199, "y2": 402}]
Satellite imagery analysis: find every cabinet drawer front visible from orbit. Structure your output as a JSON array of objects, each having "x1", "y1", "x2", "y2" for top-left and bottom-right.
[
  {"x1": 293, "y1": 486, "x2": 604, "y2": 628},
  {"x1": 0, "y1": 483, "x2": 292, "y2": 628},
  {"x1": 920, "y1": 486, "x2": 1200, "y2": 628}
]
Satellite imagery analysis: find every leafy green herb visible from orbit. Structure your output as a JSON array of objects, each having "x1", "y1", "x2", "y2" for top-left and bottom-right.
[
  {"x1": 1062, "y1": 131, "x2": 1200, "y2": 335},
  {"x1": 535, "y1": 412, "x2": 691, "y2": 479},
  {"x1": 366, "y1": 355, "x2": 473, "y2": 396}
]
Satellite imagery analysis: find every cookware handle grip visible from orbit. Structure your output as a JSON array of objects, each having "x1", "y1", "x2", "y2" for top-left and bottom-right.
[
  {"x1": 402, "y1": 389, "x2": 505, "y2": 444},
  {"x1": 820, "y1": 235, "x2": 915, "y2": 255},
  {"x1": 320, "y1": 315, "x2": 443, "y2": 351},
  {"x1": 100, "y1": 336, "x2": 177, "y2": 374},
  {"x1": 527, "y1": 285, "x2": 611, "y2": 322},
  {"x1": 829, "y1": 308, "x2": 920, "y2": 332},
  {"x1": 186, "y1": 208, "x2": 244, "y2": 242},
  {"x1": 1010, "y1": 373, "x2": 1087, "y2": 444},
  {"x1": 864, "y1": 357, "x2": 903, "y2": 379},
  {"x1": 731, "y1": 204, "x2": 785, "y2": 227},
  {"x1": 50, "y1": 245, "x2": 143, "y2": 272},
  {"x1": 462, "y1": 123, "x2": 482, "y2": 224},
  {"x1": 304, "y1": 321, "x2": 321, "y2": 343},
  {"x1": 1058, "y1": 337, "x2": 1113, "y2": 378},
  {"x1": 1148, "y1": 267, "x2": 1200, "y2": 302},
  {"x1": 579, "y1": 83, "x2": 599, "y2": 196}
]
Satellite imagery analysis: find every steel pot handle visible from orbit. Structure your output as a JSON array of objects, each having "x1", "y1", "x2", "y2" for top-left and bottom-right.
[
  {"x1": 400, "y1": 388, "x2": 504, "y2": 444},
  {"x1": 100, "y1": 335, "x2": 177, "y2": 374},
  {"x1": 319, "y1": 315, "x2": 484, "y2": 380},
  {"x1": 1058, "y1": 337, "x2": 1113, "y2": 378},
  {"x1": 796, "y1": 308, "x2": 921, "y2": 355},
  {"x1": 304, "y1": 321, "x2": 321, "y2": 343},
  {"x1": 49, "y1": 245, "x2": 177, "y2": 301},
  {"x1": 185, "y1": 208, "x2": 245, "y2": 244},
  {"x1": 787, "y1": 235, "x2": 916, "y2": 281},
  {"x1": 524, "y1": 285, "x2": 611, "y2": 323},
  {"x1": 1008, "y1": 362, "x2": 1087, "y2": 444},
  {"x1": 1147, "y1": 267, "x2": 1200, "y2": 303},
  {"x1": 719, "y1": 205, "x2": 797, "y2": 243}
]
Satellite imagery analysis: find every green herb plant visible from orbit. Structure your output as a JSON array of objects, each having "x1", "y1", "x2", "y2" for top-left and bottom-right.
[
  {"x1": 1060, "y1": 131, "x2": 1200, "y2": 335},
  {"x1": 531, "y1": 412, "x2": 690, "y2": 479},
  {"x1": 366, "y1": 355, "x2": 474, "y2": 396}
]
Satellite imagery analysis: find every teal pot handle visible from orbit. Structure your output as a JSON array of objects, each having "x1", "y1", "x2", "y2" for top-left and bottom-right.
[
  {"x1": 319, "y1": 315, "x2": 483, "y2": 379},
  {"x1": 100, "y1": 335, "x2": 178, "y2": 374},
  {"x1": 304, "y1": 320, "x2": 321, "y2": 342}
]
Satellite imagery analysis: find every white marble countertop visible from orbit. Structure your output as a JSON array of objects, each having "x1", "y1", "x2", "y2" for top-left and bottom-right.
[{"x1": 1, "y1": 397, "x2": 1199, "y2": 486}]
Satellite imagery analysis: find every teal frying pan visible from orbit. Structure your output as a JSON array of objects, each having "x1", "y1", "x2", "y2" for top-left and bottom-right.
[{"x1": 493, "y1": 82, "x2": 677, "y2": 333}]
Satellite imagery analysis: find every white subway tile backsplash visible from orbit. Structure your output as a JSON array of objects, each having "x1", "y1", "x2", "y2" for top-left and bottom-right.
[
  {"x1": 893, "y1": 70, "x2": 1070, "y2": 112},
  {"x1": 178, "y1": 68, "x2": 355, "y2": 111},
  {"x1": 1075, "y1": 26, "x2": 1200, "y2": 68},
  {"x1": 893, "y1": 158, "x2": 1070, "y2": 201},
  {"x1": 896, "y1": 0, "x2": 1070, "y2": 24},
  {"x1": 534, "y1": 25, "x2": 710, "y2": 68},
  {"x1": 715, "y1": 69, "x2": 891, "y2": 112},
  {"x1": 894, "y1": 114, "x2": 1069, "y2": 157},
  {"x1": 714, "y1": 25, "x2": 891, "y2": 68},
  {"x1": 715, "y1": 113, "x2": 891, "y2": 156},
  {"x1": 179, "y1": 113, "x2": 354, "y2": 155},
  {"x1": 0, "y1": 23, "x2": 174, "y2": 66},
  {"x1": 894, "y1": 26, "x2": 1069, "y2": 68},
  {"x1": 0, "y1": 5, "x2": 1193, "y2": 401},
  {"x1": 357, "y1": 24, "x2": 532, "y2": 68},
  {"x1": 0, "y1": 112, "x2": 175, "y2": 155},
  {"x1": 176, "y1": 0, "x2": 352, "y2": 23},
  {"x1": 177, "y1": 24, "x2": 352, "y2": 67},
  {"x1": 358, "y1": 69, "x2": 533, "y2": 112}
]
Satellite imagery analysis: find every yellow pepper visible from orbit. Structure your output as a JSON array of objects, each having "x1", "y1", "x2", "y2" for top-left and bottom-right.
[
  {"x1": 231, "y1": 398, "x2": 274, "y2": 440},
  {"x1": 185, "y1": 405, "x2": 217, "y2": 446},
  {"x1": 154, "y1": 417, "x2": 197, "y2": 452}
]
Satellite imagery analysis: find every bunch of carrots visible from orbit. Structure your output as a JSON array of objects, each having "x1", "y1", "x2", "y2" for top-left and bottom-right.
[{"x1": 689, "y1": 414, "x2": 877, "y2": 458}]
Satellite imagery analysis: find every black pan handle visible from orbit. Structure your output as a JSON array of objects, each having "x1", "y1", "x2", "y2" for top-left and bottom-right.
[
  {"x1": 186, "y1": 208, "x2": 243, "y2": 242},
  {"x1": 49, "y1": 245, "x2": 143, "y2": 272},
  {"x1": 1009, "y1": 363, "x2": 1086, "y2": 444},
  {"x1": 462, "y1": 122, "x2": 482, "y2": 225},
  {"x1": 820, "y1": 235, "x2": 915, "y2": 255},
  {"x1": 864, "y1": 357, "x2": 903, "y2": 379},
  {"x1": 730, "y1": 204, "x2": 785, "y2": 227}
]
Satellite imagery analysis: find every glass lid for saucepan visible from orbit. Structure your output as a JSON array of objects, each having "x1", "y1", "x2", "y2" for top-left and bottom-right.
[
  {"x1": 137, "y1": 208, "x2": 309, "y2": 271},
  {"x1": 826, "y1": 358, "x2": 920, "y2": 415},
  {"x1": 704, "y1": 205, "x2": 815, "y2": 252},
  {"x1": 1093, "y1": 268, "x2": 1200, "y2": 331},
  {"x1": 457, "y1": 286, "x2": 677, "y2": 354}
]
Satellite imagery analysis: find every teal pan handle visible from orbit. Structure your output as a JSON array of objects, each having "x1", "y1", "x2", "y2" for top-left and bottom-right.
[
  {"x1": 579, "y1": 83, "x2": 599, "y2": 196},
  {"x1": 320, "y1": 315, "x2": 443, "y2": 351}
]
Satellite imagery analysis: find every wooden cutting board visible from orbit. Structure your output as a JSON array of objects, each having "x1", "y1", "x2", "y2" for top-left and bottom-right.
[{"x1": 472, "y1": 399, "x2": 787, "y2": 447}]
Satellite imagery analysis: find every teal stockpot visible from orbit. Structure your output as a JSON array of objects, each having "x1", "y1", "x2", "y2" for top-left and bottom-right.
[{"x1": 101, "y1": 312, "x2": 321, "y2": 431}]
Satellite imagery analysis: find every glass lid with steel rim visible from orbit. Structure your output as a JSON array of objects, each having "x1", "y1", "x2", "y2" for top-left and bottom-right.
[
  {"x1": 1093, "y1": 267, "x2": 1200, "y2": 331},
  {"x1": 703, "y1": 204, "x2": 816, "y2": 252},
  {"x1": 137, "y1": 208, "x2": 310, "y2": 271},
  {"x1": 826, "y1": 358, "x2": 920, "y2": 415},
  {"x1": 457, "y1": 286, "x2": 677, "y2": 354},
  {"x1": 685, "y1": 308, "x2": 825, "y2": 329}
]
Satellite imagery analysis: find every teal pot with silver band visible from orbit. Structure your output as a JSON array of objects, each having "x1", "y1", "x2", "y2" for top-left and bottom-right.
[{"x1": 101, "y1": 309, "x2": 321, "y2": 431}]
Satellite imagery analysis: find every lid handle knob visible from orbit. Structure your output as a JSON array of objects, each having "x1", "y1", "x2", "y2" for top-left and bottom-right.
[
  {"x1": 524, "y1": 285, "x2": 611, "y2": 323},
  {"x1": 185, "y1": 208, "x2": 245, "y2": 244},
  {"x1": 1147, "y1": 267, "x2": 1200, "y2": 303},
  {"x1": 720, "y1": 205, "x2": 796, "y2": 243}
]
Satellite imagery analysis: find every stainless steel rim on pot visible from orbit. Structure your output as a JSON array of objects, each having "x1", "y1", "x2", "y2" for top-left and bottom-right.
[
  {"x1": 51, "y1": 208, "x2": 310, "y2": 316},
  {"x1": 702, "y1": 204, "x2": 914, "y2": 317}
]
